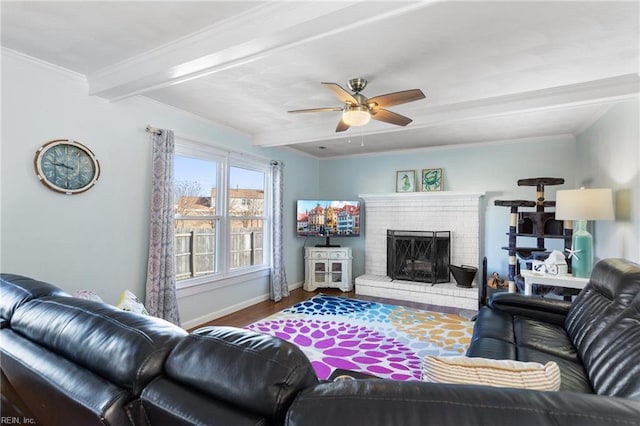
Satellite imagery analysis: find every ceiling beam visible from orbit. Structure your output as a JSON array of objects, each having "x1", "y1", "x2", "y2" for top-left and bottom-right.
[
  {"x1": 88, "y1": 1, "x2": 435, "y2": 101},
  {"x1": 253, "y1": 74, "x2": 640, "y2": 147}
]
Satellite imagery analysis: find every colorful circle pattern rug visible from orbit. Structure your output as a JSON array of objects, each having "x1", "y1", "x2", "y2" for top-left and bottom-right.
[{"x1": 246, "y1": 295, "x2": 473, "y2": 381}]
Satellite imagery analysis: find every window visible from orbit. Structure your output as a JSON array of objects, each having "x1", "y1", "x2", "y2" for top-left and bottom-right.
[
  {"x1": 229, "y1": 166, "x2": 265, "y2": 270},
  {"x1": 174, "y1": 140, "x2": 270, "y2": 286}
]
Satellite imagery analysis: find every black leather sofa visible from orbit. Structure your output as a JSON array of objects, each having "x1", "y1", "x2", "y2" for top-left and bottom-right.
[
  {"x1": 289, "y1": 258, "x2": 640, "y2": 425},
  {"x1": 0, "y1": 274, "x2": 318, "y2": 426},
  {"x1": 2, "y1": 258, "x2": 640, "y2": 426}
]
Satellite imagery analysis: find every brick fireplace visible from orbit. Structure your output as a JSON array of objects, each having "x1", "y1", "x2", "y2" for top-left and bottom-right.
[{"x1": 355, "y1": 192, "x2": 484, "y2": 310}]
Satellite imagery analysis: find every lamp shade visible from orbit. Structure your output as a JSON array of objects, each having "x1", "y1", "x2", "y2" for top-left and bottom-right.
[
  {"x1": 555, "y1": 188, "x2": 614, "y2": 221},
  {"x1": 342, "y1": 105, "x2": 371, "y2": 126}
]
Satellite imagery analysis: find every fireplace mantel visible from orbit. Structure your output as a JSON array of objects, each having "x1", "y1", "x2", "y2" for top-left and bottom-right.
[{"x1": 359, "y1": 191, "x2": 485, "y2": 201}]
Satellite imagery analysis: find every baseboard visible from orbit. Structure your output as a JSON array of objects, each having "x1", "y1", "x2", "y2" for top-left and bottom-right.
[
  {"x1": 181, "y1": 281, "x2": 303, "y2": 329},
  {"x1": 289, "y1": 281, "x2": 303, "y2": 291}
]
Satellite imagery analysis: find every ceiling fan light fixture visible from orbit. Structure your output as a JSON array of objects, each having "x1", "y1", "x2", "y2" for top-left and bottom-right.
[{"x1": 342, "y1": 105, "x2": 371, "y2": 126}]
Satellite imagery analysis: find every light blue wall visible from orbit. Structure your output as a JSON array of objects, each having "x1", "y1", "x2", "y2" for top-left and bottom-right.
[
  {"x1": 575, "y1": 99, "x2": 639, "y2": 263},
  {"x1": 0, "y1": 49, "x2": 318, "y2": 327},
  {"x1": 318, "y1": 137, "x2": 578, "y2": 278}
]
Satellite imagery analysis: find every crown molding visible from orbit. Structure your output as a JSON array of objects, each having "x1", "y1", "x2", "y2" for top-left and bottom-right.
[
  {"x1": 133, "y1": 95, "x2": 251, "y2": 138},
  {"x1": 1, "y1": 47, "x2": 87, "y2": 83},
  {"x1": 314, "y1": 133, "x2": 577, "y2": 160}
]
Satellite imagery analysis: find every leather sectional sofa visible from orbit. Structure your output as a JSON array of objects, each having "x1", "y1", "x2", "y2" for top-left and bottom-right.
[{"x1": 2, "y1": 258, "x2": 639, "y2": 425}]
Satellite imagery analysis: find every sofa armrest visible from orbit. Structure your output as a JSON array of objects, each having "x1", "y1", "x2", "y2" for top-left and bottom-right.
[
  {"x1": 285, "y1": 380, "x2": 640, "y2": 426},
  {"x1": 488, "y1": 292, "x2": 572, "y2": 325}
]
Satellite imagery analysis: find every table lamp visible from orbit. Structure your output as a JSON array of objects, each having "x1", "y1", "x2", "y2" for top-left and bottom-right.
[{"x1": 555, "y1": 188, "x2": 614, "y2": 278}]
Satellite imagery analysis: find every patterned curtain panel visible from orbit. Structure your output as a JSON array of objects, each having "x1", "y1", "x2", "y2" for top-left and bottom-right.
[
  {"x1": 145, "y1": 129, "x2": 181, "y2": 325},
  {"x1": 270, "y1": 161, "x2": 289, "y2": 301}
]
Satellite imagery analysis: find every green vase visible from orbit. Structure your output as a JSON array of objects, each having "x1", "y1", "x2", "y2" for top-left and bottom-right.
[{"x1": 572, "y1": 220, "x2": 593, "y2": 278}]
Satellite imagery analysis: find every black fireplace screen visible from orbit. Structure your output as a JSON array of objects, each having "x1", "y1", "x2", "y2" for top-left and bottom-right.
[{"x1": 387, "y1": 230, "x2": 450, "y2": 284}]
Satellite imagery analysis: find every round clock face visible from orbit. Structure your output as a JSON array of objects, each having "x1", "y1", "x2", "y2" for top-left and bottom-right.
[{"x1": 34, "y1": 139, "x2": 100, "y2": 194}]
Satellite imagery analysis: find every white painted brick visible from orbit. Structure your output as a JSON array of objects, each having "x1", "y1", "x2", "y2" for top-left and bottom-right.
[
  {"x1": 361, "y1": 193, "x2": 482, "y2": 275},
  {"x1": 358, "y1": 192, "x2": 483, "y2": 308}
]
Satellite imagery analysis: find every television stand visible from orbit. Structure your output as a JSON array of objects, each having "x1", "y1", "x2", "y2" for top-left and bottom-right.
[
  {"x1": 315, "y1": 236, "x2": 340, "y2": 247},
  {"x1": 304, "y1": 246, "x2": 353, "y2": 292}
]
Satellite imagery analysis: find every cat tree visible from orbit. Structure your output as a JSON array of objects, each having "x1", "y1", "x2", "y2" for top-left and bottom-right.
[{"x1": 494, "y1": 177, "x2": 572, "y2": 294}]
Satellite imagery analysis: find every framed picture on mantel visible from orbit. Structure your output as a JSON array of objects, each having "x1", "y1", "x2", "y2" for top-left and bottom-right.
[
  {"x1": 422, "y1": 168, "x2": 443, "y2": 191},
  {"x1": 396, "y1": 170, "x2": 416, "y2": 192}
]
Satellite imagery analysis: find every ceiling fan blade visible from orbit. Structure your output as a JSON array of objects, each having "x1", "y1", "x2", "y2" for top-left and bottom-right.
[
  {"x1": 371, "y1": 108, "x2": 413, "y2": 126},
  {"x1": 322, "y1": 82, "x2": 358, "y2": 104},
  {"x1": 335, "y1": 119, "x2": 350, "y2": 132},
  {"x1": 368, "y1": 89, "x2": 425, "y2": 108},
  {"x1": 288, "y1": 107, "x2": 343, "y2": 114}
]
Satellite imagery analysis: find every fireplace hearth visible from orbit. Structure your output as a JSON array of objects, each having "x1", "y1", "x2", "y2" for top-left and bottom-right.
[{"x1": 387, "y1": 230, "x2": 450, "y2": 284}]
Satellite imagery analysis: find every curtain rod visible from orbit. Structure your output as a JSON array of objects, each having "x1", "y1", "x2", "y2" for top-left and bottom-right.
[
  {"x1": 145, "y1": 125, "x2": 162, "y2": 135},
  {"x1": 145, "y1": 125, "x2": 278, "y2": 165}
]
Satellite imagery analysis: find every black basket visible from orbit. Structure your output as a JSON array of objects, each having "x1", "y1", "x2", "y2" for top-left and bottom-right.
[{"x1": 449, "y1": 264, "x2": 478, "y2": 288}]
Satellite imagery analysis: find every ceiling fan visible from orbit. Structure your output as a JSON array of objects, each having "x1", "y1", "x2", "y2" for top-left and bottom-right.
[{"x1": 288, "y1": 78, "x2": 425, "y2": 132}]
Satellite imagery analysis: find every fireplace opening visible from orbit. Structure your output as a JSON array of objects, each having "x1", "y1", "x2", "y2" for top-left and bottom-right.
[{"x1": 387, "y1": 230, "x2": 451, "y2": 284}]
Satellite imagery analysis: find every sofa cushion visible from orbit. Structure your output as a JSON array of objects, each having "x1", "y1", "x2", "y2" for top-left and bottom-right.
[
  {"x1": 516, "y1": 346, "x2": 593, "y2": 393},
  {"x1": 285, "y1": 380, "x2": 640, "y2": 426},
  {"x1": 0, "y1": 273, "x2": 70, "y2": 321},
  {"x1": 163, "y1": 326, "x2": 319, "y2": 420},
  {"x1": 513, "y1": 317, "x2": 578, "y2": 360},
  {"x1": 565, "y1": 258, "x2": 640, "y2": 399},
  {"x1": 421, "y1": 355, "x2": 561, "y2": 391},
  {"x1": 1, "y1": 328, "x2": 135, "y2": 425},
  {"x1": 9, "y1": 296, "x2": 187, "y2": 394},
  {"x1": 141, "y1": 377, "x2": 268, "y2": 426}
]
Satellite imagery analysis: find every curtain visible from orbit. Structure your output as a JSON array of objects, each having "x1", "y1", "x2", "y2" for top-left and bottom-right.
[
  {"x1": 270, "y1": 160, "x2": 289, "y2": 301},
  {"x1": 145, "y1": 129, "x2": 181, "y2": 325}
]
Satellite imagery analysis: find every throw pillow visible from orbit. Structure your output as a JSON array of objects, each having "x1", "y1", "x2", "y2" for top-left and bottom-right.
[
  {"x1": 116, "y1": 290, "x2": 149, "y2": 315},
  {"x1": 74, "y1": 290, "x2": 104, "y2": 303},
  {"x1": 421, "y1": 355, "x2": 561, "y2": 391}
]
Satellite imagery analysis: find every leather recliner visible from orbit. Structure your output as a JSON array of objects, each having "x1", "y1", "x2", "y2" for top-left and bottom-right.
[
  {"x1": 0, "y1": 274, "x2": 318, "y2": 426},
  {"x1": 467, "y1": 257, "x2": 640, "y2": 397},
  {"x1": 1, "y1": 280, "x2": 188, "y2": 425}
]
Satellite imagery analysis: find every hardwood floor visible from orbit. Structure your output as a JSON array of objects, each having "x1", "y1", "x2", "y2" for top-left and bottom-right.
[{"x1": 190, "y1": 287, "x2": 474, "y2": 331}]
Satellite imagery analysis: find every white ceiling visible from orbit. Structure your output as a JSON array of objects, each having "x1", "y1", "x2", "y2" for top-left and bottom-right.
[{"x1": 2, "y1": 1, "x2": 638, "y2": 158}]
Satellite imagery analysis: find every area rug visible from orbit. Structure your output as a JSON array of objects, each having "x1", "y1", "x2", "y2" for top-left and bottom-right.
[{"x1": 246, "y1": 294, "x2": 474, "y2": 381}]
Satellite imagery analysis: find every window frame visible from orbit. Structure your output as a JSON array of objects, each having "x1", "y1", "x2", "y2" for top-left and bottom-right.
[
  {"x1": 227, "y1": 160, "x2": 270, "y2": 272},
  {"x1": 174, "y1": 139, "x2": 272, "y2": 291}
]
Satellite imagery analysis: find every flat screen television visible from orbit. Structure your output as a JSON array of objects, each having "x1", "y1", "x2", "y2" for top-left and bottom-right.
[{"x1": 296, "y1": 199, "x2": 361, "y2": 247}]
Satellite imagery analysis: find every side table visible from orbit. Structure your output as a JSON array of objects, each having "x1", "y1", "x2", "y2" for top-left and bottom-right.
[{"x1": 520, "y1": 270, "x2": 588, "y2": 296}]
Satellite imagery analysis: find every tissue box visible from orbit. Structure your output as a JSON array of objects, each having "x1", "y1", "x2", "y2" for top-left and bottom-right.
[
  {"x1": 544, "y1": 250, "x2": 568, "y2": 275},
  {"x1": 531, "y1": 251, "x2": 568, "y2": 275}
]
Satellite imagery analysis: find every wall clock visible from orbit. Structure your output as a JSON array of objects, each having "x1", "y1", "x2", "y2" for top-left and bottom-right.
[{"x1": 34, "y1": 139, "x2": 100, "y2": 194}]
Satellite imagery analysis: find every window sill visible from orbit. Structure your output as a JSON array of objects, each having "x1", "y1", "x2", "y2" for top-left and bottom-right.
[{"x1": 176, "y1": 266, "x2": 270, "y2": 298}]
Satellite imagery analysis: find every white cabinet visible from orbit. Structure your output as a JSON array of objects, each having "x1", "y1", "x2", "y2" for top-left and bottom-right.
[{"x1": 304, "y1": 247, "x2": 353, "y2": 292}]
